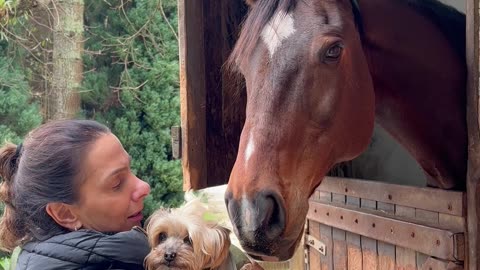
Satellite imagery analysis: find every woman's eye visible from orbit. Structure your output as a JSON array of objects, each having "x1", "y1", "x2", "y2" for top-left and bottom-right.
[
  {"x1": 112, "y1": 178, "x2": 124, "y2": 190},
  {"x1": 183, "y1": 236, "x2": 192, "y2": 245},
  {"x1": 159, "y1": 232, "x2": 167, "y2": 242},
  {"x1": 323, "y1": 43, "x2": 343, "y2": 62}
]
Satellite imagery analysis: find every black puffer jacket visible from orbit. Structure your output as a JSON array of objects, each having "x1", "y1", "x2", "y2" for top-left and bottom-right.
[{"x1": 16, "y1": 226, "x2": 150, "y2": 270}]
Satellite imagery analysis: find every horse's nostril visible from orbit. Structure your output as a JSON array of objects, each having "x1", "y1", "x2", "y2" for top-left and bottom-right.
[
  {"x1": 226, "y1": 190, "x2": 286, "y2": 249},
  {"x1": 261, "y1": 193, "x2": 286, "y2": 240}
]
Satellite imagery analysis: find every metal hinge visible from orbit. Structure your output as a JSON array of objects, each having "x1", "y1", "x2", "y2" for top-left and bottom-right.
[
  {"x1": 305, "y1": 233, "x2": 326, "y2": 256},
  {"x1": 170, "y1": 126, "x2": 181, "y2": 159}
]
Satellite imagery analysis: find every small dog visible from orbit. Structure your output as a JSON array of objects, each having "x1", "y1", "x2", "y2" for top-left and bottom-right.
[{"x1": 144, "y1": 198, "x2": 233, "y2": 270}]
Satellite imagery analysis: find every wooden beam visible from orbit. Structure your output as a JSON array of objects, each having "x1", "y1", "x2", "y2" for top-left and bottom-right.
[
  {"x1": 466, "y1": 0, "x2": 480, "y2": 268},
  {"x1": 178, "y1": 0, "x2": 207, "y2": 190},
  {"x1": 307, "y1": 201, "x2": 462, "y2": 261},
  {"x1": 318, "y1": 177, "x2": 465, "y2": 216}
]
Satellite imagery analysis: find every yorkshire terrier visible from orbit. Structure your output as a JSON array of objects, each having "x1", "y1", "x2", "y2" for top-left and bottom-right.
[{"x1": 145, "y1": 197, "x2": 248, "y2": 270}]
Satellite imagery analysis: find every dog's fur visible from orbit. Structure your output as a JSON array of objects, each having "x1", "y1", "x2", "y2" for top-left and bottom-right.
[{"x1": 144, "y1": 199, "x2": 232, "y2": 270}]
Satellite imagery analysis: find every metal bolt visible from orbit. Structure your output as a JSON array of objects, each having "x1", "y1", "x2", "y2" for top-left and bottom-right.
[
  {"x1": 411, "y1": 232, "x2": 415, "y2": 238},
  {"x1": 388, "y1": 194, "x2": 392, "y2": 200},
  {"x1": 436, "y1": 240, "x2": 441, "y2": 246},
  {"x1": 354, "y1": 219, "x2": 358, "y2": 224},
  {"x1": 314, "y1": 209, "x2": 317, "y2": 213},
  {"x1": 326, "y1": 212, "x2": 330, "y2": 216},
  {"x1": 372, "y1": 223, "x2": 376, "y2": 228},
  {"x1": 345, "y1": 188, "x2": 348, "y2": 193},
  {"x1": 340, "y1": 215, "x2": 344, "y2": 220}
]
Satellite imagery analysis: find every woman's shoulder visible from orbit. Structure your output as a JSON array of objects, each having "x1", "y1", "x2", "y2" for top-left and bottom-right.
[{"x1": 16, "y1": 227, "x2": 149, "y2": 270}]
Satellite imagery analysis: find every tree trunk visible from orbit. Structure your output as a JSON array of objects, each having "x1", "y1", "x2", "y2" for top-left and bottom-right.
[{"x1": 46, "y1": 0, "x2": 83, "y2": 120}]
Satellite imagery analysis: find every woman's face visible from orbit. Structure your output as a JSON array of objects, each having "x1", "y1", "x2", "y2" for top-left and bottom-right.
[{"x1": 72, "y1": 133, "x2": 151, "y2": 232}]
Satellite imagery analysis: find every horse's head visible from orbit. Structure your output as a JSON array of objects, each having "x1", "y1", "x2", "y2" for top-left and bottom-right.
[{"x1": 225, "y1": 0, "x2": 375, "y2": 260}]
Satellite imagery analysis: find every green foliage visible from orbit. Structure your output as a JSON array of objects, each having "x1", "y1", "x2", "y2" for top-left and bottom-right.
[
  {"x1": 0, "y1": 256, "x2": 10, "y2": 270},
  {"x1": 0, "y1": 41, "x2": 42, "y2": 144},
  {"x1": 83, "y1": 0, "x2": 183, "y2": 214}
]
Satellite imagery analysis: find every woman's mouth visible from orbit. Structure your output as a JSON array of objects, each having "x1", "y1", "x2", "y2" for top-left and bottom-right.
[{"x1": 128, "y1": 211, "x2": 143, "y2": 222}]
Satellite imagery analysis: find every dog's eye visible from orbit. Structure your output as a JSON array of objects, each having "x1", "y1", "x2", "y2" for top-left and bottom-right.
[
  {"x1": 183, "y1": 236, "x2": 192, "y2": 246},
  {"x1": 159, "y1": 232, "x2": 167, "y2": 243}
]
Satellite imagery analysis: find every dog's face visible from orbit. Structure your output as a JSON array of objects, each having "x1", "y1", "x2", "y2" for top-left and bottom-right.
[{"x1": 145, "y1": 201, "x2": 231, "y2": 270}]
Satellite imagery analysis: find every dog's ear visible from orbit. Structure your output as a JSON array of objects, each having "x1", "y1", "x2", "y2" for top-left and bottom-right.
[{"x1": 193, "y1": 225, "x2": 231, "y2": 269}]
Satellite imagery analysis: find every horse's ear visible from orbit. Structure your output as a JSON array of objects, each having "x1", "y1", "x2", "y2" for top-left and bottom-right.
[{"x1": 245, "y1": 0, "x2": 257, "y2": 7}]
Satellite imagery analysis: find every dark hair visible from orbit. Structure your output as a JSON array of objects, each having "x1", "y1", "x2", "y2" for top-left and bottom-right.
[{"x1": 0, "y1": 119, "x2": 110, "y2": 252}]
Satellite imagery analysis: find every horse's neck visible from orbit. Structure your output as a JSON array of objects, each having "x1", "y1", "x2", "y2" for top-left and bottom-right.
[{"x1": 359, "y1": 0, "x2": 467, "y2": 189}]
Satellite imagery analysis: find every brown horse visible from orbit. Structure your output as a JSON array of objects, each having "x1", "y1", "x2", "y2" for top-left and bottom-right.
[{"x1": 225, "y1": 0, "x2": 466, "y2": 261}]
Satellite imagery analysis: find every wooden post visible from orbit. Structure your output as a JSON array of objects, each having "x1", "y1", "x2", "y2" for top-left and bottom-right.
[
  {"x1": 466, "y1": 0, "x2": 480, "y2": 268},
  {"x1": 178, "y1": 0, "x2": 247, "y2": 190},
  {"x1": 178, "y1": 0, "x2": 207, "y2": 190}
]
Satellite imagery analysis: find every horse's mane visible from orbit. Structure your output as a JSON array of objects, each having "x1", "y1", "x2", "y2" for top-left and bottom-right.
[
  {"x1": 227, "y1": 0, "x2": 465, "y2": 72},
  {"x1": 401, "y1": 0, "x2": 466, "y2": 60}
]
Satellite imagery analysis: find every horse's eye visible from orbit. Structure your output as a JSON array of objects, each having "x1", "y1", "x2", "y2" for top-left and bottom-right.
[
  {"x1": 323, "y1": 43, "x2": 343, "y2": 62},
  {"x1": 183, "y1": 236, "x2": 192, "y2": 246},
  {"x1": 159, "y1": 232, "x2": 167, "y2": 242}
]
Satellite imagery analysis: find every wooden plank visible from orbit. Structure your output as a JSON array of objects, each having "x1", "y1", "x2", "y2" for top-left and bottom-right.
[
  {"x1": 438, "y1": 213, "x2": 466, "y2": 233},
  {"x1": 178, "y1": 0, "x2": 207, "y2": 190},
  {"x1": 419, "y1": 257, "x2": 448, "y2": 270},
  {"x1": 346, "y1": 197, "x2": 362, "y2": 270},
  {"x1": 377, "y1": 202, "x2": 395, "y2": 270},
  {"x1": 360, "y1": 199, "x2": 377, "y2": 270},
  {"x1": 416, "y1": 253, "x2": 429, "y2": 269},
  {"x1": 319, "y1": 193, "x2": 333, "y2": 270},
  {"x1": 395, "y1": 205, "x2": 416, "y2": 270},
  {"x1": 378, "y1": 245, "x2": 395, "y2": 270},
  {"x1": 447, "y1": 262, "x2": 464, "y2": 270},
  {"x1": 179, "y1": 0, "x2": 247, "y2": 190},
  {"x1": 318, "y1": 177, "x2": 464, "y2": 216},
  {"x1": 202, "y1": 0, "x2": 247, "y2": 187},
  {"x1": 333, "y1": 228, "x2": 347, "y2": 270},
  {"x1": 395, "y1": 205, "x2": 415, "y2": 219},
  {"x1": 332, "y1": 193, "x2": 347, "y2": 269},
  {"x1": 416, "y1": 255, "x2": 464, "y2": 270},
  {"x1": 415, "y1": 209, "x2": 439, "y2": 225},
  {"x1": 320, "y1": 225, "x2": 333, "y2": 270},
  {"x1": 307, "y1": 201, "x2": 458, "y2": 260},
  {"x1": 466, "y1": 0, "x2": 480, "y2": 268},
  {"x1": 309, "y1": 220, "x2": 322, "y2": 270}
]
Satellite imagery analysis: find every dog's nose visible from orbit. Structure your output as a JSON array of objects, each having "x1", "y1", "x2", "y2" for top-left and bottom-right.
[{"x1": 164, "y1": 252, "x2": 176, "y2": 262}]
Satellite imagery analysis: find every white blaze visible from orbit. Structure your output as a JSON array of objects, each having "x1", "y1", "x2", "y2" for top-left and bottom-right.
[
  {"x1": 245, "y1": 131, "x2": 256, "y2": 163},
  {"x1": 261, "y1": 11, "x2": 296, "y2": 57}
]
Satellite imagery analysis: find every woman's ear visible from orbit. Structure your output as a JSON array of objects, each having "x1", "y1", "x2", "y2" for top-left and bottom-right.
[{"x1": 46, "y1": 202, "x2": 81, "y2": 231}]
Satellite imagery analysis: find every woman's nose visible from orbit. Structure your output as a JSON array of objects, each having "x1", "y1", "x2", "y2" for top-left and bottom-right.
[{"x1": 132, "y1": 177, "x2": 150, "y2": 201}]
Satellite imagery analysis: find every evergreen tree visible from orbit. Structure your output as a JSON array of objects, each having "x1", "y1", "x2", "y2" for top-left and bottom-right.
[
  {"x1": 0, "y1": 41, "x2": 42, "y2": 144},
  {"x1": 82, "y1": 0, "x2": 182, "y2": 213}
]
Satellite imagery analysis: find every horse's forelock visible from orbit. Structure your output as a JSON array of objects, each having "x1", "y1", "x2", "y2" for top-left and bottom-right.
[{"x1": 227, "y1": 0, "x2": 297, "y2": 73}]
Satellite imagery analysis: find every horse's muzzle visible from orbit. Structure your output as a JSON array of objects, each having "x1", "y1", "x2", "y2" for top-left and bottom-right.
[{"x1": 225, "y1": 190, "x2": 286, "y2": 258}]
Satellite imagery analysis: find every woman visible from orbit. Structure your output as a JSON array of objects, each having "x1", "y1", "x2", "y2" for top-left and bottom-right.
[{"x1": 0, "y1": 119, "x2": 151, "y2": 269}]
